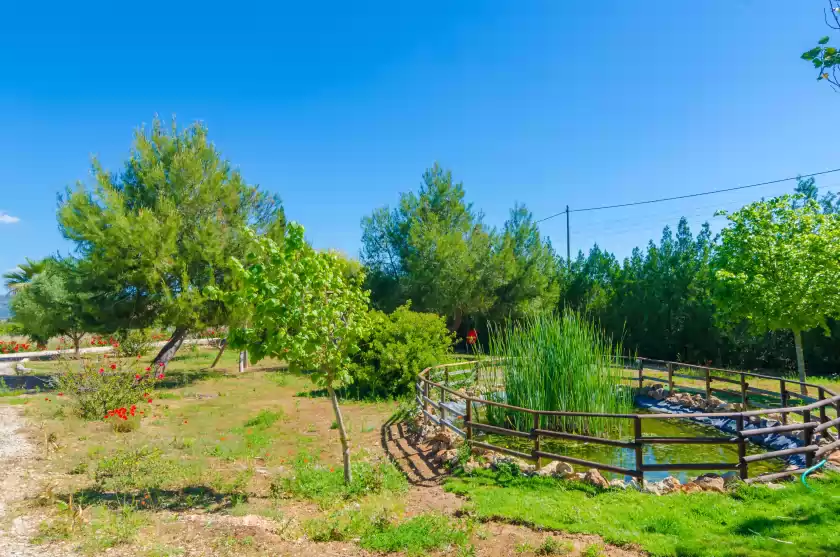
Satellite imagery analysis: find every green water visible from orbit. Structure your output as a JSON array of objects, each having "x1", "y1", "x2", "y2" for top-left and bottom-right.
[{"x1": 479, "y1": 414, "x2": 784, "y2": 483}]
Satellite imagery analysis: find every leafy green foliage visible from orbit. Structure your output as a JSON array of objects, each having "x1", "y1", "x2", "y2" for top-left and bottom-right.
[
  {"x1": 361, "y1": 164, "x2": 559, "y2": 330},
  {"x1": 57, "y1": 118, "x2": 284, "y2": 344},
  {"x1": 484, "y1": 311, "x2": 631, "y2": 434},
  {"x1": 3, "y1": 257, "x2": 50, "y2": 294},
  {"x1": 10, "y1": 260, "x2": 93, "y2": 350},
  {"x1": 351, "y1": 304, "x2": 454, "y2": 396},
  {"x1": 713, "y1": 195, "x2": 840, "y2": 381},
  {"x1": 361, "y1": 514, "x2": 470, "y2": 556},
  {"x1": 114, "y1": 328, "x2": 155, "y2": 358},
  {"x1": 801, "y1": 3, "x2": 840, "y2": 88}
]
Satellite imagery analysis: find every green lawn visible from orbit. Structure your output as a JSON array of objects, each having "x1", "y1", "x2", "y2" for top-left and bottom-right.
[{"x1": 446, "y1": 469, "x2": 840, "y2": 557}]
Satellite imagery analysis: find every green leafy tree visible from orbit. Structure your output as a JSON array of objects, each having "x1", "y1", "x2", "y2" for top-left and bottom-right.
[
  {"x1": 3, "y1": 257, "x2": 50, "y2": 295},
  {"x1": 211, "y1": 223, "x2": 371, "y2": 483},
  {"x1": 713, "y1": 195, "x2": 840, "y2": 391},
  {"x1": 362, "y1": 165, "x2": 556, "y2": 332},
  {"x1": 801, "y1": 2, "x2": 840, "y2": 89},
  {"x1": 58, "y1": 118, "x2": 284, "y2": 364},
  {"x1": 10, "y1": 261, "x2": 92, "y2": 353}
]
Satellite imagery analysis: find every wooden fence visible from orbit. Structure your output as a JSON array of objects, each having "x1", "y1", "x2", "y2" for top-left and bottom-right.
[{"x1": 416, "y1": 359, "x2": 840, "y2": 484}]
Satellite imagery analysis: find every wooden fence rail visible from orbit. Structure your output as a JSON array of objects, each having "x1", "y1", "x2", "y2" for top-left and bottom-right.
[{"x1": 416, "y1": 357, "x2": 840, "y2": 484}]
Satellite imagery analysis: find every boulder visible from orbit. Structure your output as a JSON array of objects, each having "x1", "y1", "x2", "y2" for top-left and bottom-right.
[
  {"x1": 680, "y1": 482, "x2": 703, "y2": 494},
  {"x1": 463, "y1": 459, "x2": 480, "y2": 474},
  {"x1": 693, "y1": 473, "x2": 725, "y2": 493},
  {"x1": 427, "y1": 427, "x2": 462, "y2": 451},
  {"x1": 536, "y1": 460, "x2": 574, "y2": 477},
  {"x1": 436, "y1": 449, "x2": 460, "y2": 465},
  {"x1": 827, "y1": 449, "x2": 840, "y2": 466},
  {"x1": 660, "y1": 476, "x2": 682, "y2": 494},
  {"x1": 582, "y1": 469, "x2": 610, "y2": 489},
  {"x1": 650, "y1": 388, "x2": 668, "y2": 401},
  {"x1": 491, "y1": 456, "x2": 534, "y2": 474},
  {"x1": 609, "y1": 478, "x2": 628, "y2": 489},
  {"x1": 642, "y1": 481, "x2": 665, "y2": 495},
  {"x1": 626, "y1": 479, "x2": 642, "y2": 491}
]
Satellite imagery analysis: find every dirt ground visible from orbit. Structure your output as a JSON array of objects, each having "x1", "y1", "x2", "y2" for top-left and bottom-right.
[{"x1": 0, "y1": 363, "x2": 645, "y2": 557}]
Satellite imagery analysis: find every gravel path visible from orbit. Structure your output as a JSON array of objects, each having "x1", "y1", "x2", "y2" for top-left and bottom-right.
[{"x1": 0, "y1": 406, "x2": 76, "y2": 557}]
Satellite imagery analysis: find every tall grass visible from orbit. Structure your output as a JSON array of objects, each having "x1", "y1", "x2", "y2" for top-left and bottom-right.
[{"x1": 483, "y1": 311, "x2": 631, "y2": 435}]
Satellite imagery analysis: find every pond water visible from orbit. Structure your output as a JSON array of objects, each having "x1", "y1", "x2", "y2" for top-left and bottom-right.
[{"x1": 476, "y1": 411, "x2": 784, "y2": 483}]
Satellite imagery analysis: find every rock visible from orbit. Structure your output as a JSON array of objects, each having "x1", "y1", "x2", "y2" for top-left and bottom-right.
[
  {"x1": 626, "y1": 479, "x2": 642, "y2": 491},
  {"x1": 642, "y1": 481, "x2": 664, "y2": 495},
  {"x1": 693, "y1": 473, "x2": 725, "y2": 493},
  {"x1": 650, "y1": 388, "x2": 667, "y2": 401},
  {"x1": 721, "y1": 471, "x2": 743, "y2": 487},
  {"x1": 491, "y1": 456, "x2": 534, "y2": 474},
  {"x1": 609, "y1": 479, "x2": 628, "y2": 489},
  {"x1": 427, "y1": 427, "x2": 462, "y2": 450},
  {"x1": 765, "y1": 482, "x2": 785, "y2": 490},
  {"x1": 436, "y1": 449, "x2": 460, "y2": 465},
  {"x1": 582, "y1": 469, "x2": 609, "y2": 489},
  {"x1": 680, "y1": 482, "x2": 703, "y2": 494},
  {"x1": 660, "y1": 476, "x2": 682, "y2": 494},
  {"x1": 707, "y1": 396, "x2": 724, "y2": 407},
  {"x1": 536, "y1": 460, "x2": 574, "y2": 477},
  {"x1": 470, "y1": 445, "x2": 491, "y2": 457},
  {"x1": 828, "y1": 450, "x2": 840, "y2": 465},
  {"x1": 463, "y1": 459, "x2": 480, "y2": 474}
]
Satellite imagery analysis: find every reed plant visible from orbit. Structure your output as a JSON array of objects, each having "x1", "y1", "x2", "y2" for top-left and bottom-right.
[{"x1": 483, "y1": 311, "x2": 631, "y2": 435}]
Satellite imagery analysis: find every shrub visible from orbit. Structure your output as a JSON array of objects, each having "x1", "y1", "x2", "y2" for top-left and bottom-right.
[
  {"x1": 115, "y1": 329, "x2": 155, "y2": 358},
  {"x1": 55, "y1": 355, "x2": 164, "y2": 420},
  {"x1": 352, "y1": 304, "x2": 454, "y2": 396}
]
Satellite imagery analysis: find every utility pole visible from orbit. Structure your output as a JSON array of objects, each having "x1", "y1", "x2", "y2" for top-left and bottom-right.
[{"x1": 565, "y1": 205, "x2": 571, "y2": 269}]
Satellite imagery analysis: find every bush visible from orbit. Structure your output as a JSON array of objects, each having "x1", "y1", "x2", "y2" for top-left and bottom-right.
[
  {"x1": 351, "y1": 304, "x2": 454, "y2": 396},
  {"x1": 115, "y1": 329, "x2": 155, "y2": 358},
  {"x1": 55, "y1": 355, "x2": 164, "y2": 420}
]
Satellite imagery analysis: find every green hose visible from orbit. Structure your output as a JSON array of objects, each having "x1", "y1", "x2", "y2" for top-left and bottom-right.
[{"x1": 801, "y1": 459, "x2": 827, "y2": 490}]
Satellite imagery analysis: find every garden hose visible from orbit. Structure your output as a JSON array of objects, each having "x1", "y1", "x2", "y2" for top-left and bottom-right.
[{"x1": 801, "y1": 459, "x2": 827, "y2": 490}]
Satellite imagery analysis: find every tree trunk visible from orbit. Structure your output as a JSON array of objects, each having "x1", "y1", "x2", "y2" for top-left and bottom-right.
[
  {"x1": 209, "y1": 339, "x2": 227, "y2": 368},
  {"x1": 793, "y1": 329, "x2": 808, "y2": 395},
  {"x1": 238, "y1": 350, "x2": 246, "y2": 373},
  {"x1": 73, "y1": 334, "x2": 81, "y2": 356},
  {"x1": 450, "y1": 309, "x2": 463, "y2": 334},
  {"x1": 152, "y1": 327, "x2": 188, "y2": 367},
  {"x1": 327, "y1": 383, "x2": 352, "y2": 484}
]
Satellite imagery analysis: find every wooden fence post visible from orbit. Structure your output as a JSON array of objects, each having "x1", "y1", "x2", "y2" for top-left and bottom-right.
[
  {"x1": 440, "y1": 385, "x2": 446, "y2": 424},
  {"x1": 736, "y1": 414, "x2": 748, "y2": 480},
  {"x1": 803, "y1": 409, "x2": 815, "y2": 468},
  {"x1": 705, "y1": 368, "x2": 711, "y2": 400},
  {"x1": 819, "y1": 388, "x2": 827, "y2": 430},
  {"x1": 740, "y1": 375, "x2": 748, "y2": 410},
  {"x1": 465, "y1": 396, "x2": 473, "y2": 442},
  {"x1": 637, "y1": 359, "x2": 644, "y2": 389},
  {"x1": 533, "y1": 413, "x2": 542, "y2": 469},
  {"x1": 423, "y1": 380, "x2": 430, "y2": 426},
  {"x1": 667, "y1": 362, "x2": 674, "y2": 393},
  {"x1": 445, "y1": 368, "x2": 450, "y2": 388},
  {"x1": 634, "y1": 416, "x2": 644, "y2": 484},
  {"x1": 780, "y1": 380, "x2": 788, "y2": 425}
]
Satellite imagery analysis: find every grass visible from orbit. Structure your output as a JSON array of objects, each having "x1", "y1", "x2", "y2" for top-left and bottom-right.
[
  {"x1": 483, "y1": 311, "x2": 632, "y2": 434},
  {"x1": 445, "y1": 468, "x2": 840, "y2": 557},
  {"x1": 274, "y1": 451, "x2": 408, "y2": 508}
]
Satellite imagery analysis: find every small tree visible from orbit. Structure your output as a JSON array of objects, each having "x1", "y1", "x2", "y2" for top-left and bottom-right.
[
  {"x1": 713, "y1": 195, "x2": 840, "y2": 391},
  {"x1": 212, "y1": 223, "x2": 370, "y2": 483},
  {"x1": 10, "y1": 261, "x2": 91, "y2": 353}
]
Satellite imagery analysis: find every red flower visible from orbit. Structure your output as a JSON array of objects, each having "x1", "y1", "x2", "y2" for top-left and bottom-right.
[
  {"x1": 158, "y1": 362, "x2": 165, "y2": 367},
  {"x1": 183, "y1": 420, "x2": 188, "y2": 424},
  {"x1": 98, "y1": 368, "x2": 104, "y2": 374},
  {"x1": 137, "y1": 355, "x2": 141, "y2": 359},
  {"x1": 135, "y1": 374, "x2": 141, "y2": 379},
  {"x1": 145, "y1": 367, "x2": 151, "y2": 371},
  {"x1": 110, "y1": 363, "x2": 117, "y2": 370},
  {"x1": 57, "y1": 393, "x2": 64, "y2": 396},
  {"x1": 44, "y1": 397, "x2": 49, "y2": 401},
  {"x1": 157, "y1": 373, "x2": 165, "y2": 379},
  {"x1": 147, "y1": 398, "x2": 153, "y2": 403}
]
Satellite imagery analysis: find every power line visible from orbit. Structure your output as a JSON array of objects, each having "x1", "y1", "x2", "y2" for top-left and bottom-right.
[{"x1": 535, "y1": 167, "x2": 840, "y2": 224}]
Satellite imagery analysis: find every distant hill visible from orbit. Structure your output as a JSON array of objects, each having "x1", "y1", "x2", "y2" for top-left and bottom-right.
[{"x1": 0, "y1": 294, "x2": 10, "y2": 320}]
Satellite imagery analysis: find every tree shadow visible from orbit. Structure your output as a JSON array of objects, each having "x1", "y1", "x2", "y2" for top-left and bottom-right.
[
  {"x1": 72, "y1": 485, "x2": 242, "y2": 512},
  {"x1": 734, "y1": 513, "x2": 826, "y2": 538}
]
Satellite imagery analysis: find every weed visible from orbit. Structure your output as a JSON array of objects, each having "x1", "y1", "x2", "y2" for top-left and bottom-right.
[
  {"x1": 582, "y1": 543, "x2": 605, "y2": 557},
  {"x1": 243, "y1": 409, "x2": 285, "y2": 429},
  {"x1": 536, "y1": 536, "x2": 572, "y2": 555},
  {"x1": 360, "y1": 514, "x2": 470, "y2": 556}
]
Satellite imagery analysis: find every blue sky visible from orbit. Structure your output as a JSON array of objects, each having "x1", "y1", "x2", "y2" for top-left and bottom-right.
[{"x1": 1, "y1": 0, "x2": 838, "y2": 284}]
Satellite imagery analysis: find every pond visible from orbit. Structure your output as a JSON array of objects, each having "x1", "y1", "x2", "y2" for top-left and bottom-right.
[{"x1": 475, "y1": 410, "x2": 785, "y2": 483}]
